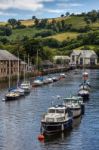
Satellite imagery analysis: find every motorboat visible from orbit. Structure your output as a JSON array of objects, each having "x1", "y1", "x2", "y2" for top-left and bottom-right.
[
  {"x1": 41, "y1": 105, "x2": 73, "y2": 134},
  {"x1": 78, "y1": 89, "x2": 89, "y2": 101},
  {"x1": 82, "y1": 72, "x2": 88, "y2": 81},
  {"x1": 52, "y1": 76, "x2": 59, "y2": 82},
  {"x1": 32, "y1": 76, "x2": 43, "y2": 87},
  {"x1": 43, "y1": 77, "x2": 53, "y2": 84},
  {"x1": 63, "y1": 96, "x2": 83, "y2": 118},
  {"x1": 59, "y1": 73, "x2": 66, "y2": 79},
  {"x1": 64, "y1": 96, "x2": 85, "y2": 118}
]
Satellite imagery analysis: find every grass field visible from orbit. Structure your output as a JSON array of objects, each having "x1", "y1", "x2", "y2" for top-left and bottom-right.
[
  {"x1": 74, "y1": 45, "x2": 99, "y2": 50},
  {"x1": 47, "y1": 32, "x2": 79, "y2": 41}
]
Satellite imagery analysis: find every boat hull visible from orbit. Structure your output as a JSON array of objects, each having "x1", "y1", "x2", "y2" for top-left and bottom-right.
[
  {"x1": 5, "y1": 95, "x2": 20, "y2": 101},
  {"x1": 70, "y1": 108, "x2": 82, "y2": 118},
  {"x1": 78, "y1": 93, "x2": 89, "y2": 101},
  {"x1": 41, "y1": 118, "x2": 72, "y2": 134}
]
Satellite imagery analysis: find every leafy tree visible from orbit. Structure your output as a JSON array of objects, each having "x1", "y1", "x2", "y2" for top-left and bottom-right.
[
  {"x1": 66, "y1": 12, "x2": 70, "y2": 16},
  {"x1": 34, "y1": 18, "x2": 39, "y2": 26},
  {"x1": 32, "y1": 16, "x2": 36, "y2": 19},
  {"x1": 8, "y1": 18, "x2": 17, "y2": 28}
]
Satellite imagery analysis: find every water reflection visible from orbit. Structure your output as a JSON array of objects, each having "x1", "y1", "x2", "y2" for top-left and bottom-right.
[{"x1": 0, "y1": 70, "x2": 99, "y2": 150}]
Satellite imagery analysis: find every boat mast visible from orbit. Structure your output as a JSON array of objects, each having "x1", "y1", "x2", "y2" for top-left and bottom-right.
[
  {"x1": 37, "y1": 49, "x2": 39, "y2": 73},
  {"x1": 17, "y1": 52, "x2": 20, "y2": 87},
  {"x1": 24, "y1": 55, "x2": 26, "y2": 81},
  {"x1": 8, "y1": 59, "x2": 11, "y2": 89},
  {"x1": 28, "y1": 54, "x2": 29, "y2": 72}
]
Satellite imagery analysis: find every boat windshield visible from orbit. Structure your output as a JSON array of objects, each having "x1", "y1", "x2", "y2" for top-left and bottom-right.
[
  {"x1": 48, "y1": 109, "x2": 55, "y2": 113},
  {"x1": 56, "y1": 109, "x2": 64, "y2": 113}
]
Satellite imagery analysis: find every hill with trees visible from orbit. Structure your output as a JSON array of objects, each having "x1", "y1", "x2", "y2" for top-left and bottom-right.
[{"x1": 0, "y1": 10, "x2": 99, "y2": 64}]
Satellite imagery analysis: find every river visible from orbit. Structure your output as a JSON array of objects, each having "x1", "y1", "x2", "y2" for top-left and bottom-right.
[{"x1": 0, "y1": 69, "x2": 99, "y2": 150}]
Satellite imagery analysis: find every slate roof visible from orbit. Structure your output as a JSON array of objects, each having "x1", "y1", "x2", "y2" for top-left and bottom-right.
[{"x1": 0, "y1": 49, "x2": 18, "y2": 60}]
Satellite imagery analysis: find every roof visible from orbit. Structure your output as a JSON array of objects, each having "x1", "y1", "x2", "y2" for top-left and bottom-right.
[
  {"x1": 71, "y1": 50, "x2": 98, "y2": 58},
  {"x1": 0, "y1": 50, "x2": 18, "y2": 60},
  {"x1": 54, "y1": 55, "x2": 70, "y2": 60},
  {"x1": 41, "y1": 60, "x2": 53, "y2": 65}
]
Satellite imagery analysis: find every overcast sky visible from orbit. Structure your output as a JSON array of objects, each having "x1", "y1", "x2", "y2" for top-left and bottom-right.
[{"x1": 0, "y1": 0, "x2": 99, "y2": 21}]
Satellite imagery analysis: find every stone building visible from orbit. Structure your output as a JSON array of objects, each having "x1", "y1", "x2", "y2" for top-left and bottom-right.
[{"x1": 0, "y1": 49, "x2": 28, "y2": 79}]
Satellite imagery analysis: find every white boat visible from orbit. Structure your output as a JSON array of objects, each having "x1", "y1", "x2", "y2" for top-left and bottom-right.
[
  {"x1": 59, "y1": 73, "x2": 66, "y2": 79},
  {"x1": 79, "y1": 83, "x2": 90, "y2": 91},
  {"x1": 63, "y1": 96, "x2": 83, "y2": 118},
  {"x1": 64, "y1": 96, "x2": 85, "y2": 118},
  {"x1": 20, "y1": 81, "x2": 31, "y2": 93},
  {"x1": 11, "y1": 88, "x2": 25, "y2": 96},
  {"x1": 52, "y1": 76, "x2": 59, "y2": 82},
  {"x1": 32, "y1": 76, "x2": 43, "y2": 86},
  {"x1": 78, "y1": 89, "x2": 89, "y2": 100},
  {"x1": 43, "y1": 77, "x2": 53, "y2": 84},
  {"x1": 41, "y1": 105, "x2": 73, "y2": 134}
]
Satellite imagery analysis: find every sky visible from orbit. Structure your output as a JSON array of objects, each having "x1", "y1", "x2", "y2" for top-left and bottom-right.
[{"x1": 0, "y1": 0, "x2": 99, "y2": 21}]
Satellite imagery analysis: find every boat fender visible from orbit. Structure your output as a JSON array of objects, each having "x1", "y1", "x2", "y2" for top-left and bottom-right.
[{"x1": 38, "y1": 134, "x2": 45, "y2": 142}]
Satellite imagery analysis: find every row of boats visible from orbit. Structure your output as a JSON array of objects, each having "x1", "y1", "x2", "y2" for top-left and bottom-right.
[
  {"x1": 39, "y1": 71, "x2": 90, "y2": 137},
  {"x1": 5, "y1": 73, "x2": 66, "y2": 101},
  {"x1": 5, "y1": 81, "x2": 31, "y2": 101},
  {"x1": 32, "y1": 73, "x2": 66, "y2": 87}
]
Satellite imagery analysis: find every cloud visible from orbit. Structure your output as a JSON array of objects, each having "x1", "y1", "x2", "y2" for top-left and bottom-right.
[
  {"x1": 57, "y1": 2, "x2": 83, "y2": 8},
  {"x1": 0, "y1": 0, "x2": 44, "y2": 11}
]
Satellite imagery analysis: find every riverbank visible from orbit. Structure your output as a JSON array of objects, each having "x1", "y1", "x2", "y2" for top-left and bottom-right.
[{"x1": 0, "y1": 66, "x2": 74, "y2": 82}]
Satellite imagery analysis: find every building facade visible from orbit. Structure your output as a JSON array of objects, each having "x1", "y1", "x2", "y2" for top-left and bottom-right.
[
  {"x1": 0, "y1": 49, "x2": 28, "y2": 79},
  {"x1": 53, "y1": 55, "x2": 70, "y2": 66},
  {"x1": 70, "y1": 50, "x2": 98, "y2": 66}
]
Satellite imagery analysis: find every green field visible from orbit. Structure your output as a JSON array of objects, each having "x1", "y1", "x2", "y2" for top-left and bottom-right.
[
  {"x1": 47, "y1": 32, "x2": 79, "y2": 41},
  {"x1": 7, "y1": 28, "x2": 51, "y2": 40}
]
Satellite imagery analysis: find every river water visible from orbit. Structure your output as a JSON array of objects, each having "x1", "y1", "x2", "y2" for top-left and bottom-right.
[{"x1": 0, "y1": 69, "x2": 99, "y2": 150}]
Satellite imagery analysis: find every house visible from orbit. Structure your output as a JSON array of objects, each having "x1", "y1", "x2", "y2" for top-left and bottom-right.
[
  {"x1": 70, "y1": 50, "x2": 98, "y2": 66},
  {"x1": 53, "y1": 55, "x2": 70, "y2": 65},
  {"x1": 0, "y1": 49, "x2": 28, "y2": 79},
  {"x1": 40, "y1": 60, "x2": 54, "y2": 69}
]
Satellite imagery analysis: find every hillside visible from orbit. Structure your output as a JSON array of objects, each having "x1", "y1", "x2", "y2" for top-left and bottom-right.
[{"x1": 0, "y1": 11, "x2": 99, "y2": 62}]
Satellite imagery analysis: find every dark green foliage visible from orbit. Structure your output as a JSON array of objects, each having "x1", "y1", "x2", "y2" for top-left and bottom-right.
[
  {"x1": 8, "y1": 18, "x2": 17, "y2": 28},
  {"x1": 34, "y1": 30, "x2": 56, "y2": 38},
  {"x1": 0, "y1": 26, "x2": 12, "y2": 36}
]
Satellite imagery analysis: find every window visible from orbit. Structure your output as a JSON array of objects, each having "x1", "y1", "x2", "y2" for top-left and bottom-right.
[
  {"x1": 72, "y1": 55, "x2": 75, "y2": 62},
  {"x1": 90, "y1": 58, "x2": 95, "y2": 65},
  {"x1": 80, "y1": 58, "x2": 83, "y2": 65}
]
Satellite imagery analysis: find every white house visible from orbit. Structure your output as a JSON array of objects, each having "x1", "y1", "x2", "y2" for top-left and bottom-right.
[
  {"x1": 54, "y1": 55, "x2": 70, "y2": 65},
  {"x1": 70, "y1": 50, "x2": 98, "y2": 65}
]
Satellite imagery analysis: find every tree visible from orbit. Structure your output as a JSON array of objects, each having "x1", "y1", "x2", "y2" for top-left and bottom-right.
[
  {"x1": 61, "y1": 14, "x2": 64, "y2": 17},
  {"x1": 8, "y1": 18, "x2": 17, "y2": 28},
  {"x1": 66, "y1": 12, "x2": 70, "y2": 17},
  {"x1": 34, "y1": 18, "x2": 39, "y2": 26},
  {"x1": 32, "y1": 16, "x2": 36, "y2": 19}
]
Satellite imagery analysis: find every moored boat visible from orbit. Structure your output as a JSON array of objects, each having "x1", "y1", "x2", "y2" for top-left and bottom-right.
[
  {"x1": 20, "y1": 81, "x2": 31, "y2": 93},
  {"x1": 64, "y1": 96, "x2": 85, "y2": 115},
  {"x1": 63, "y1": 96, "x2": 83, "y2": 118},
  {"x1": 32, "y1": 76, "x2": 43, "y2": 87},
  {"x1": 59, "y1": 73, "x2": 66, "y2": 79},
  {"x1": 11, "y1": 87, "x2": 25, "y2": 96},
  {"x1": 5, "y1": 91, "x2": 20, "y2": 101},
  {"x1": 41, "y1": 105, "x2": 73, "y2": 135},
  {"x1": 78, "y1": 89, "x2": 89, "y2": 101}
]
